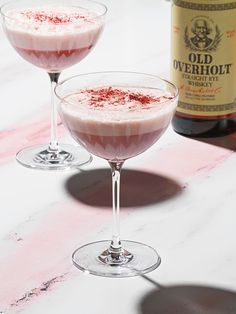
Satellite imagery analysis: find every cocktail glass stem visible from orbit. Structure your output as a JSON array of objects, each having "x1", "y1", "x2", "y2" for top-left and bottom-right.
[
  {"x1": 16, "y1": 69, "x2": 93, "y2": 168},
  {"x1": 48, "y1": 72, "x2": 60, "y2": 151},
  {"x1": 98, "y1": 161, "x2": 133, "y2": 265},
  {"x1": 110, "y1": 161, "x2": 122, "y2": 249},
  {"x1": 33, "y1": 72, "x2": 75, "y2": 165}
]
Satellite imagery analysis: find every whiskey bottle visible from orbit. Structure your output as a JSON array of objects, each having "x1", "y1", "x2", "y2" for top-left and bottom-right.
[{"x1": 171, "y1": 0, "x2": 236, "y2": 137}]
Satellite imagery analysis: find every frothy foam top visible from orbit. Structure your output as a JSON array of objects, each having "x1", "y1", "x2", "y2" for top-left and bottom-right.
[
  {"x1": 5, "y1": 6, "x2": 102, "y2": 33},
  {"x1": 63, "y1": 86, "x2": 174, "y2": 118},
  {"x1": 61, "y1": 86, "x2": 176, "y2": 135}
]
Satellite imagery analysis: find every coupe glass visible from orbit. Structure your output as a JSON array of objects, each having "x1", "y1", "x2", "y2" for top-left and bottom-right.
[
  {"x1": 55, "y1": 72, "x2": 179, "y2": 277},
  {"x1": 0, "y1": 0, "x2": 107, "y2": 170}
]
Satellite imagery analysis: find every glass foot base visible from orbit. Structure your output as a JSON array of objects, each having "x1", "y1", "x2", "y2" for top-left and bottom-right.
[
  {"x1": 16, "y1": 143, "x2": 92, "y2": 170},
  {"x1": 72, "y1": 240, "x2": 161, "y2": 278}
]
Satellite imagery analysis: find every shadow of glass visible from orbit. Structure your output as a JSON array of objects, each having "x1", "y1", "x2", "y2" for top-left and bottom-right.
[
  {"x1": 139, "y1": 284, "x2": 236, "y2": 314},
  {"x1": 65, "y1": 168, "x2": 183, "y2": 208}
]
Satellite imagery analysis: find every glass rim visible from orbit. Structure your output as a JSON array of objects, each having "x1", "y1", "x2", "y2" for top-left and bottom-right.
[
  {"x1": 55, "y1": 70, "x2": 179, "y2": 105},
  {"x1": 0, "y1": 0, "x2": 107, "y2": 24}
]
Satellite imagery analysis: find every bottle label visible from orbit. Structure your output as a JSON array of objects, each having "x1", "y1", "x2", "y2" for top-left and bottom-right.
[{"x1": 171, "y1": 0, "x2": 236, "y2": 117}]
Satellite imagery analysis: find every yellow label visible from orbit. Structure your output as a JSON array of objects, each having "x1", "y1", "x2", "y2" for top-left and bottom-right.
[{"x1": 171, "y1": 0, "x2": 236, "y2": 116}]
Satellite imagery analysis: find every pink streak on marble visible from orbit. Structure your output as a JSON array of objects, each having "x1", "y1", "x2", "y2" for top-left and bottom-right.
[
  {"x1": 7, "y1": 274, "x2": 70, "y2": 314},
  {"x1": 0, "y1": 201, "x2": 110, "y2": 312},
  {"x1": 0, "y1": 134, "x2": 235, "y2": 312},
  {"x1": 0, "y1": 110, "x2": 66, "y2": 163},
  {"x1": 145, "y1": 137, "x2": 234, "y2": 179}
]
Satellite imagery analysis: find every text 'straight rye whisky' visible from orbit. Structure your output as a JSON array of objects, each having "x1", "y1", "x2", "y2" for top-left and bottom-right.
[{"x1": 171, "y1": 0, "x2": 236, "y2": 136}]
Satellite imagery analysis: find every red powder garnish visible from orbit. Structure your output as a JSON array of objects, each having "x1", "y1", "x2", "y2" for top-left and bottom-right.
[
  {"x1": 81, "y1": 87, "x2": 173, "y2": 108},
  {"x1": 21, "y1": 10, "x2": 87, "y2": 24}
]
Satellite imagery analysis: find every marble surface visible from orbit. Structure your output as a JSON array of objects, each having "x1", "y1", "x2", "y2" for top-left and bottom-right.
[{"x1": 0, "y1": 0, "x2": 236, "y2": 313}]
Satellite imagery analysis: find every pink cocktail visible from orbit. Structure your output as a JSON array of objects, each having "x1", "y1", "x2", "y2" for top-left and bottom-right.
[
  {"x1": 1, "y1": 0, "x2": 107, "y2": 170},
  {"x1": 61, "y1": 86, "x2": 175, "y2": 161},
  {"x1": 56, "y1": 72, "x2": 179, "y2": 278},
  {"x1": 5, "y1": 6, "x2": 104, "y2": 72}
]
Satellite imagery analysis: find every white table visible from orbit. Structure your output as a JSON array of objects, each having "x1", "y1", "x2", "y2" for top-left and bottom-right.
[{"x1": 0, "y1": 1, "x2": 236, "y2": 313}]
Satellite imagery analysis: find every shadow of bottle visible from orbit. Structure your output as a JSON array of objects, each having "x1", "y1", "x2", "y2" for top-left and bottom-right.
[
  {"x1": 139, "y1": 284, "x2": 236, "y2": 314},
  {"x1": 181, "y1": 132, "x2": 236, "y2": 151}
]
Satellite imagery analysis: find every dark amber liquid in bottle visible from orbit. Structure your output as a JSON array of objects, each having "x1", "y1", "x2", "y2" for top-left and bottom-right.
[
  {"x1": 171, "y1": 0, "x2": 236, "y2": 138},
  {"x1": 172, "y1": 113, "x2": 236, "y2": 137}
]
